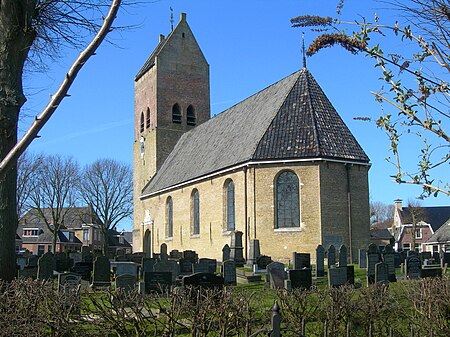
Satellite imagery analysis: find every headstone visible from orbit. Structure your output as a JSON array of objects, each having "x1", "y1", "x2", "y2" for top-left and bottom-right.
[
  {"x1": 222, "y1": 260, "x2": 237, "y2": 285},
  {"x1": 179, "y1": 258, "x2": 194, "y2": 274},
  {"x1": 153, "y1": 259, "x2": 180, "y2": 283},
  {"x1": 115, "y1": 274, "x2": 137, "y2": 292},
  {"x1": 222, "y1": 244, "x2": 231, "y2": 262},
  {"x1": 367, "y1": 244, "x2": 380, "y2": 284},
  {"x1": 247, "y1": 239, "x2": 261, "y2": 266},
  {"x1": 394, "y1": 252, "x2": 402, "y2": 268},
  {"x1": 406, "y1": 255, "x2": 422, "y2": 279},
  {"x1": 375, "y1": 262, "x2": 389, "y2": 285},
  {"x1": 338, "y1": 245, "x2": 347, "y2": 267},
  {"x1": 27, "y1": 255, "x2": 39, "y2": 267},
  {"x1": 71, "y1": 262, "x2": 93, "y2": 281},
  {"x1": 160, "y1": 243, "x2": 168, "y2": 261},
  {"x1": 182, "y1": 250, "x2": 197, "y2": 263},
  {"x1": 292, "y1": 252, "x2": 311, "y2": 270},
  {"x1": 346, "y1": 265, "x2": 355, "y2": 285},
  {"x1": 55, "y1": 252, "x2": 70, "y2": 273},
  {"x1": 288, "y1": 269, "x2": 312, "y2": 290},
  {"x1": 37, "y1": 252, "x2": 55, "y2": 280},
  {"x1": 142, "y1": 258, "x2": 157, "y2": 275},
  {"x1": 130, "y1": 252, "x2": 145, "y2": 264},
  {"x1": 230, "y1": 231, "x2": 245, "y2": 267},
  {"x1": 69, "y1": 252, "x2": 82, "y2": 265},
  {"x1": 17, "y1": 256, "x2": 27, "y2": 270},
  {"x1": 266, "y1": 262, "x2": 286, "y2": 289},
  {"x1": 92, "y1": 255, "x2": 111, "y2": 288},
  {"x1": 358, "y1": 249, "x2": 367, "y2": 268},
  {"x1": 144, "y1": 271, "x2": 172, "y2": 293},
  {"x1": 328, "y1": 267, "x2": 348, "y2": 287},
  {"x1": 421, "y1": 268, "x2": 442, "y2": 278},
  {"x1": 327, "y1": 245, "x2": 336, "y2": 267},
  {"x1": 256, "y1": 255, "x2": 272, "y2": 270},
  {"x1": 182, "y1": 272, "x2": 224, "y2": 289},
  {"x1": 58, "y1": 272, "x2": 82, "y2": 291},
  {"x1": 198, "y1": 258, "x2": 217, "y2": 273},
  {"x1": 114, "y1": 262, "x2": 138, "y2": 277},
  {"x1": 18, "y1": 266, "x2": 37, "y2": 279},
  {"x1": 193, "y1": 262, "x2": 210, "y2": 274},
  {"x1": 169, "y1": 249, "x2": 182, "y2": 260},
  {"x1": 316, "y1": 245, "x2": 325, "y2": 277},
  {"x1": 382, "y1": 244, "x2": 396, "y2": 282}
]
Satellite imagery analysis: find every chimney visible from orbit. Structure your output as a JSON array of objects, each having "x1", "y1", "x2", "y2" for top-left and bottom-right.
[
  {"x1": 180, "y1": 12, "x2": 186, "y2": 22},
  {"x1": 159, "y1": 34, "x2": 165, "y2": 43},
  {"x1": 394, "y1": 199, "x2": 403, "y2": 211}
]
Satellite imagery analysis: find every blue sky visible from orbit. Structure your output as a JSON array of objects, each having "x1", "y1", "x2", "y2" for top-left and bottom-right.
[{"x1": 21, "y1": 0, "x2": 449, "y2": 229}]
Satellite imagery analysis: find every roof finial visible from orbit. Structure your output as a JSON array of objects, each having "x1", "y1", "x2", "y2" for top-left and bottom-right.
[
  {"x1": 170, "y1": 7, "x2": 174, "y2": 31},
  {"x1": 302, "y1": 32, "x2": 307, "y2": 68}
]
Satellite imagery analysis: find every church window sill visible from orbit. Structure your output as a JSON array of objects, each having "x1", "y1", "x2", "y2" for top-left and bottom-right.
[
  {"x1": 190, "y1": 234, "x2": 200, "y2": 239},
  {"x1": 274, "y1": 227, "x2": 302, "y2": 233},
  {"x1": 165, "y1": 237, "x2": 173, "y2": 241},
  {"x1": 222, "y1": 230, "x2": 234, "y2": 236}
]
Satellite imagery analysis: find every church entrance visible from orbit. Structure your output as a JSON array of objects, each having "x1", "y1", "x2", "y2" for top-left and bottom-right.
[{"x1": 143, "y1": 229, "x2": 151, "y2": 257}]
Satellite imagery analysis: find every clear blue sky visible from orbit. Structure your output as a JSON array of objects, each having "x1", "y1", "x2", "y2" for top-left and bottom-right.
[{"x1": 21, "y1": 0, "x2": 449, "y2": 230}]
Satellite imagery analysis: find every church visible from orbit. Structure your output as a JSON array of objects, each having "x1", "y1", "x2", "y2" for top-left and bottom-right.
[{"x1": 132, "y1": 13, "x2": 371, "y2": 264}]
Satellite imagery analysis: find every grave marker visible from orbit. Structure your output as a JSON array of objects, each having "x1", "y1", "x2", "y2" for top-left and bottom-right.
[
  {"x1": 182, "y1": 272, "x2": 224, "y2": 289},
  {"x1": 92, "y1": 255, "x2": 111, "y2": 288},
  {"x1": 144, "y1": 271, "x2": 172, "y2": 293},
  {"x1": 375, "y1": 262, "x2": 389, "y2": 285},
  {"x1": 37, "y1": 252, "x2": 55, "y2": 280},
  {"x1": 327, "y1": 245, "x2": 336, "y2": 267},
  {"x1": 222, "y1": 260, "x2": 237, "y2": 285},
  {"x1": 115, "y1": 274, "x2": 137, "y2": 292},
  {"x1": 267, "y1": 262, "x2": 286, "y2": 289},
  {"x1": 338, "y1": 245, "x2": 347, "y2": 267},
  {"x1": 222, "y1": 244, "x2": 231, "y2": 262},
  {"x1": 358, "y1": 249, "x2": 367, "y2": 268},
  {"x1": 316, "y1": 245, "x2": 325, "y2": 277},
  {"x1": 382, "y1": 244, "x2": 396, "y2": 282},
  {"x1": 406, "y1": 255, "x2": 422, "y2": 279},
  {"x1": 292, "y1": 252, "x2": 311, "y2": 270},
  {"x1": 288, "y1": 269, "x2": 312, "y2": 290},
  {"x1": 367, "y1": 244, "x2": 380, "y2": 284},
  {"x1": 328, "y1": 267, "x2": 348, "y2": 287}
]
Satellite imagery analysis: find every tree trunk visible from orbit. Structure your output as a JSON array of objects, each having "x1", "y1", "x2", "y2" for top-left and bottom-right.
[{"x1": 0, "y1": 0, "x2": 37, "y2": 280}]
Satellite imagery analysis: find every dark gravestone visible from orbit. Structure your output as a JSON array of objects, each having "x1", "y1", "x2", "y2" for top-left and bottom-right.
[
  {"x1": 222, "y1": 260, "x2": 236, "y2": 285},
  {"x1": 179, "y1": 258, "x2": 194, "y2": 274},
  {"x1": 169, "y1": 249, "x2": 182, "y2": 260},
  {"x1": 359, "y1": 249, "x2": 367, "y2": 268},
  {"x1": 92, "y1": 255, "x2": 111, "y2": 288},
  {"x1": 114, "y1": 262, "x2": 138, "y2": 277},
  {"x1": 198, "y1": 258, "x2": 217, "y2": 273},
  {"x1": 375, "y1": 262, "x2": 389, "y2": 285},
  {"x1": 183, "y1": 250, "x2": 197, "y2": 263},
  {"x1": 394, "y1": 253, "x2": 402, "y2": 268},
  {"x1": 421, "y1": 268, "x2": 443, "y2": 278},
  {"x1": 382, "y1": 244, "x2": 396, "y2": 282},
  {"x1": 367, "y1": 244, "x2": 380, "y2": 284},
  {"x1": 160, "y1": 243, "x2": 169, "y2": 261},
  {"x1": 247, "y1": 239, "x2": 261, "y2": 266},
  {"x1": 37, "y1": 252, "x2": 55, "y2": 280},
  {"x1": 327, "y1": 245, "x2": 336, "y2": 267},
  {"x1": 130, "y1": 252, "x2": 145, "y2": 264},
  {"x1": 58, "y1": 272, "x2": 82, "y2": 291},
  {"x1": 115, "y1": 274, "x2": 137, "y2": 292},
  {"x1": 338, "y1": 245, "x2": 347, "y2": 267},
  {"x1": 71, "y1": 262, "x2": 93, "y2": 281},
  {"x1": 222, "y1": 244, "x2": 231, "y2": 262},
  {"x1": 316, "y1": 245, "x2": 325, "y2": 277},
  {"x1": 182, "y1": 272, "x2": 224, "y2": 289},
  {"x1": 267, "y1": 262, "x2": 286, "y2": 289},
  {"x1": 144, "y1": 272, "x2": 172, "y2": 293},
  {"x1": 142, "y1": 258, "x2": 157, "y2": 275},
  {"x1": 27, "y1": 255, "x2": 38, "y2": 267},
  {"x1": 256, "y1": 255, "x2": 272, "y2": 270},
  {"x1": 17, "y1": 256, "x2": 27, "y2": 270},
  {"x1": 69, "y1": 252, "x2": 82, "y2": 265},
  {"x1": 288, "y1": 269, "x2": 312, "y2": 290},
  {"x1": 154, "y1": 259, "x2": 179, "y2": 283},
  {"x1": 292, "y1": 252, "x2": 311, "y2": 270},
  {"x1": 18, "y1": 266, "x2": 37, "y2": 279},
  {"x1": 328, "y1": 267, "x2": 348, "y2": 288},
  {"x1": 230, "y1": 231, "x2": 245, "y2": 267},
  {"x1": 193, "y1": 263, "x2": 210, "y2": 274},
  {"x1": 406, "y1": 255, "x2": 422, "y2": 279},
  {"x1": 346, "y1": 265, "x2": 355, "y2": 285}
]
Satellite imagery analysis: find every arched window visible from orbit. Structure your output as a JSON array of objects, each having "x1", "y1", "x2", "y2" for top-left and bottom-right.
[
  {"x1": 191, "y1": 189, "x2": 200, "y2": 235},
  {"x1": 187, "y1": 105, "x2": 196, "y2": 126},
  {"x1": 166, "y1": 196, "x2": 173, "y2": 238},
  {"x1": 140, "y1": 112, "x2": 144, "y2": 133},
  {"x1": 224, "y1": 179, "x2": 235, "y2": 231},
  {"x1": 275, "y1": 171, "x2": 300, "y2": 228},
  {"x1": 172, "y1": 103, "x2": 182, "y2": 124},
  {"x1": 146, "y1": 108, "x2": 151, "y2": 129}
]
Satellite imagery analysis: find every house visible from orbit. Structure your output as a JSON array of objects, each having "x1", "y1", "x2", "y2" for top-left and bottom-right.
[
  {"x1": 108, "y1": 228, "x2": 133, "y2": 256},
  {"x1": 391, "y1": 199, "x2": 450, "y2": 253},
  {"x1": 132, "y1": 13, "x2": 371, "y2": 263},
  {"x1": 425, "y1": 219, "x2": 450, "y2": 253}
]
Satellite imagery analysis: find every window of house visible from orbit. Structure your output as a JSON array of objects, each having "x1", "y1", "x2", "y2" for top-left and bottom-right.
[
  {"x1": 23, "y1": 228, "x2": 39, "y2": 236},
  {"x1": 172, "y1": 104, "x2": 182, "y2": 124},
  {"x1": 275, "y1": 171, "x2": 300, "y2": 228},
  {"x1": 166, "y1": 196, "x2": 173, "y2": 238},
  {"x1": 403, "y1": 243, "x2": 411, "y2": 251},
  {"x1": 48, "y1": 245, "x2": 52, "y2": 252},
  {"x1": 37, "y1": 245, "x2": 45, "y2": 256},
  {"x1": 146, "y1": 108, "x2": 151, "y2": 129},
  {"x1": 224, "y1": 180, "x2": 235, "y2": 231},
  {"x1": 415, "y1": 228, "x2": 422, "y2": 239},
  {"x1": 432, "y1": 245, "x2": 439, "y2": 253},
  {"x1": 191, "y1": 189, "x2": 200, "y2": 235},
  {"x1": 140, "y1": 112, "x2": 145, "y2": 132},
  {"x1": 187, "y1": 105, "x2": 196, "y2": 126},
  {"x1": 69, "y1": 232, "x2": 74, "y2": 242},
  {"x1": 83, "y1": 229, "x2": 89, "y2": 241},
  {"x1": 414, "y1": 243, "x2": 422, "y2": 253}
]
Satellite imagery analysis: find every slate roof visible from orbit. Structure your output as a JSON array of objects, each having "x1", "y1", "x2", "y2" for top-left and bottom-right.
[
  {"x1": 134, "y1": 37, "x2": 166, "y2": 81},
  {"x1": 142, "y1": 68, "x2": 370, "y2": 197},
  {"x1": 399, "y1": 206, "x2": 450, "y2": 232},
  {"x1": 108, "y1": 229, "x2": 132, "y2": 248},
  {"x1": 427, "y1": 219, "x2": 450, "y2": 243},
  {"x1": 370, "y1": 228, "x2": 394, "y2": 240}
]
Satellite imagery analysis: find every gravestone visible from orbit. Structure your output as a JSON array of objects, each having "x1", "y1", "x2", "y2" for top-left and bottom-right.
[
  {"x1": 18, "y1": 266, "x2": 37, "y2": 279},
  {"x1": 198, "y1": 258, "x2": 217, "y2": 273},
  {"x1": 406, "y1": 255, "x2": 422, "y2": 279},
  {"x1": 292, "y1": 252, "x2": 311, "y2": 270},
  {"x1": 247, "y1": 239, "x2": 261, "y2": 266},
  {"x1": 71, "y1": 261, "x2": 93, "y2": 281},
  {"x1": 346, "y1": 265, "x2": 355, "y2": 285},
  {"x1": 394, "y1": 252, "x2": 402, "y2": 268},
  {"x1": 375, "y1": 262, "x2": 389, "y2": 285},
  {"x1": 182, "y1": 272, "x2": 224, "y2": 289},
  {"x1": 328, "y1": 267, "x2": 348, "y2": 287},
  {"x1": 256, "y1": 255, "x2": 272, "y2": 270},
  {"x1": 421, "y1": 268, "x2": 443, "y2": 278},
  {"x1": 183, "y1": 250, "x2": 197, "y2": 263},
  {"x1": 316, "y1": 245, "x2": 325, "y2": 277},
  {"x1": 114, "y1": 262, "x2": 138, "y2": 277},
  {"x1": 130, "y1": 252, "x2": 145, "y2": 264},
  {"x1": 153, "y1": 259, "x2": 180, "y2": 283},
  {"x1": 382, "y1": 244, "x2": 396, "y2": 282},
  {"x1": 327, "y1": 245, "x2": 336, "y2": 267},
  {"x1": 338, "y1": 245, "x2": 347, "y2": 267},
  {"x1": 17, "y1": 256, "x2": 27, "y2": 270},
  {"x1": 37, "y1": 252, "x2": 55, "y2": 280},
  {"x1": 222, "y1": 260, "x2": 237, "y2": 285},
  {"x1": 288, "y1": 269, "x2": 312, "y2": 290},
  {"x1": 193, "y1": 262, "x2": 210, "y2": 273},
  {"x1": 222, "y1": 244, "x2": 231, "y2": 262},
  {"x1": 58, "y1": 272, "x2": 82, "y2": 291},
  {"x1": 92, "y1": 255, "x2": 111, "y2": 288},
  {"x1": 230, "y1": 231, "x2": 245, "y2": 267},
  {"x1": 115, "y1": 274, "x2": 137, "y2": 292},
  {"x1": 27, "y1": 255, "x2": 39, "y2": 267},
  {"x1": 179, "y1": 258, "x2": 194, "y2": 274},
  {"x1": 69, "y1": 252, "x2": 82, "y2": 265},
  {"x1": 359, "y1": 249, "x2": 367, "y2": 268},
  {"x1": 144, "y1": 271, "x2": 172, "y2": 293},
  {"x1": 367, "y1": 244, "x2": 380, "y2": 284},
  {"x1": 169, "y1": 249, "x2": 182, "y2": 260},
  {"x1": 160, "y1": 243, "x2": 168, "y2": 261},
  {"x1": 142, "y1": 258, "x2": 157, "y2": 276},
  {"x1": 266, "y1": 262, "x2": 286, "y2": 289},
  {"x1": 55, "y1": 253, "x2": 70, "y2": 273}
]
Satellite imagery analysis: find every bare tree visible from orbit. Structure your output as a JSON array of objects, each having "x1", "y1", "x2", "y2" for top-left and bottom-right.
[
  {"x1": 370, "y1": 201, "x2": 395, "y2": 225},
  {"x1": 0, "y1": 0, "x2": 120, "y2": 280},
  {"x1": 407, "y1": 199, "x2": 424, "y2": 251},
  {"x1": 28, "y1": 154, "x2": 80, "y2": 252},
  {"x1": 79, "y1": 159, "x2": 132, "y2": 255}
]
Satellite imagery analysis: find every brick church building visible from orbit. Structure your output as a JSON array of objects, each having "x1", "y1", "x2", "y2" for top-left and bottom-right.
[{"x1": 132, "y1": 13, "x2": 371, "y2": 263}]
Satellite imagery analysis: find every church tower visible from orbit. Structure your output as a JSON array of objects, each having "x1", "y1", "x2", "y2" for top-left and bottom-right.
[{"x1": 133, "y1": 13, "x2": 210, "y2": 250}]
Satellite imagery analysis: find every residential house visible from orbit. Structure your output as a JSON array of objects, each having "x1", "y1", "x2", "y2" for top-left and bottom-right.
[
  {"x1": 108, "y1": 228, "x2": 132, "y2": 256},
  {"x1": 425, "y1": 219, "x2": 450, "y2": 253}
]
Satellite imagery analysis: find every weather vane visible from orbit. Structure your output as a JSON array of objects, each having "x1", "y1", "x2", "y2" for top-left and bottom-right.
[
  {"x1": 302, "y1": 32, "x2": 307, "y2": 68},
  {"x1": 170, "y1": 7, "x2": 174, "y2": 31}
]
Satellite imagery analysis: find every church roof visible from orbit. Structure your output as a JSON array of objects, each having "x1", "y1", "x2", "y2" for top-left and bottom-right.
[
  {"x1": 142, "y1": 68, "x2": 370, "y2": 197},
  {"x1": 134, "y1": 37, "x2": 166, "y2": 81}
]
